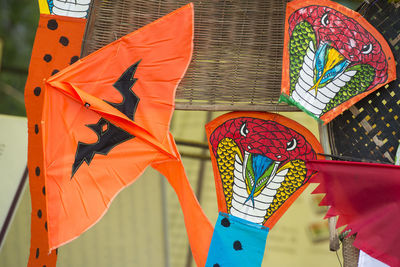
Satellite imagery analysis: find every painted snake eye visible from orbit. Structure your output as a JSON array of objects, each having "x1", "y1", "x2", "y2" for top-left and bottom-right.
[
  {"x1": 361, "y1": 43, "x2": 373, "y2": 54},
  {"x1": 286, "y1": 138, "x2": 297, "y2": 151},
  {"x1": 321, "y1": 13, "x2": 329, "y2": 26},
  {"x1": 240, "y1": 123, "x2": 249, "y2": 137}
]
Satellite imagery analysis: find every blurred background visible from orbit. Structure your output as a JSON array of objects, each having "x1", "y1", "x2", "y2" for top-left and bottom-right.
[{"x1": 0, "y1": 0, "x2": 364, "y2": 266}]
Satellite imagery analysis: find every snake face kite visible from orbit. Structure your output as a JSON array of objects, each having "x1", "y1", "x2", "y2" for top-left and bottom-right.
[
  {"x1": 206, "y1": 112, "x2": 323, "y2": 228},
  {"x1": 280, "y1": 0, "x2": 395, "y2": 124}
]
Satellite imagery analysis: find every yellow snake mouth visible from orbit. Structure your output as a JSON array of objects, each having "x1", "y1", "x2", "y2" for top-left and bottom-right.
[{"x1": 216, "y1": 137, "x2": 307, "y2": 225}]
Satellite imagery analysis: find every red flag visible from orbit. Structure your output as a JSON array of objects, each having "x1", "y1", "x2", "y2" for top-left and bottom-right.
[{"x1": 308, "y1": 160, "x2": 400, "y2": 267}]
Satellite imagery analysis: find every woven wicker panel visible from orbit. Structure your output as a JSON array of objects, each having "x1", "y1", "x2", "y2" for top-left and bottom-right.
[
  {"x1": 82, "y1": 0, "x2": 295, "y2": 111},
  {"x1": 328, "y1": 0, "x2": 400, "y2": 163},
  {"x1": 342, "y1": 235, "x2": 360, "y2": 267}
]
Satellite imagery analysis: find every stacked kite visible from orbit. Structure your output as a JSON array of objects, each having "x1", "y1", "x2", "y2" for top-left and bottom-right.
[
  {"x1": 279, "y1": 1, "x2": 399, "y2": 266},
  {"x1": 22, "y1": 0, "x2": 399, "y2": 267}
]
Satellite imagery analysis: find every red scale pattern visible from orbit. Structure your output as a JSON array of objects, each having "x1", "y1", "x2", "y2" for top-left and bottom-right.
[
  {"x1": 209, "y1": 117, "x2": 317, "y2": 178},
  {"x1": 288, "y1": 5, "x2": 388, "y2": 90}
]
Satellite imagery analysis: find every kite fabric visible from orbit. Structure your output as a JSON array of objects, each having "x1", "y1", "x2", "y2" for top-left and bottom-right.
[
  {"x1": 307, "y1": 160, "x2": 400, "y2": 267},
  {"x1": 24, "y1": 13, "x2": 87, "y2": 267},
  {"x1": 206, "y1": 112, "x2": 324, "y2": 229},
  {"x1": 359, "y1": 250, "x2": 390, "y2": 267},
  {"x1": 38, "y1": 0, "x2": 92, "y2": 18},
  {"x1": 280, "y1": 0, "x2": 396, "y2": 124},
  {"x1": 41, "y1": 4, "x2": 213, "y2": 267},
  {"x1": 205, "y1": 213, "x2": 269, "y2": 267}
]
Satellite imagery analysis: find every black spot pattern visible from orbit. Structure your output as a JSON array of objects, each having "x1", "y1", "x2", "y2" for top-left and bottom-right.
[
  {"x1": 34, "y1": 87, "x2": 41, "y2": 96},
  {"x1": 47, "y1": 19, "x2": 58, "y2": 30},
  {"x1": 36, "y1": 248, "x2": 39, "y2": 258},
  {"x1": 43, "y1": 54, "x2": 52, "y2": 62},
  {"x1": 221, "y1": 218, "x2": 230, "y2": 227},
  {"x1": 70, "y1": 56, "x2": 79, "y2": 64},
  {"x1": 42, "y1": 186, "x2": 46, "y2": 196},
  {"x1": 51, "y1": 69, "x2": 59, "y2": 76},
  {"x1": 37, "y1": 209, "x2": 42, "y2": 219},
  {"x1": 35, "y1": 124, "x2": 39, "y2": 134},
  {"x1": 35, "y1": 167, "x2": 40, "y2": 176},
  {"x1": 59, "y1": 36, "x2": 69, "y2": 46},
  {"x1": 213, "y1": 264, "x2": 220, "y2": 267},
  {"x1": 233, "y1": 241, "x2": 242, "y2": 251}
]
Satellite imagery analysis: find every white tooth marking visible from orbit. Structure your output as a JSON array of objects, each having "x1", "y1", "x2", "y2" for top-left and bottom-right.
[
  {"x1": 345, "y1": 70, "x2": 357, "y2": 77},
  {"x1": 309, "y1": 41, "x2": 315, "y2": 53},
  {"x1": 323, "y1": 83, "x2": 341, "y2": 95},
  {"x1": 269, "y1": 169, "x2": 288, "y2": 183},
  {"x1": 230, "y1": 158, "x2": 290, "y2": 224},
  {"x1": 303, "y1": 55, "x2": 314, "y2": 73},
  {"x1": 266, "y1": 182, "x2": 281, "y2": 190},
  {"x1": 299, "y1": 68, "x2": 314, "y2": 86},
  {"x1": 291, "y1": 40, "x2": 359, "y2": 117},
  {"x1": 52, "y1": 0, "x2": 92, "y2": 18},
  {"x1": 235, "y1": 154, "x2": 242, "y2": 165},
  {"x1": 338, "y1": 74, "x2": 352, "y2": 82},
  {"x1": 292, "y1": 90, "x2": 323, "y2": 115},
  {"x1": 332, "y1": 78, "x2": 346, "y2": 88},
  {"x1": 298, "y1": 75, "x2": 314, "y2": 91},
  {"x1": 230, "y1": 207, "x2": 265, "y2": 224},
  {"x1": 231, "y1": 198, "x2": 270, "y2": 217}
]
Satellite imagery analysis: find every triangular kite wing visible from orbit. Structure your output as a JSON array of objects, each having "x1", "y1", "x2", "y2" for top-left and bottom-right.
[
  {"x1": 280, "y1": 0, "x2": 396, "y2": 124},
  {"x1": 308, "y1": 160, "x2": 400, "y2": 267},
  {"x1": 42, "y1": 3, "x2": 194, "y2": 250}
]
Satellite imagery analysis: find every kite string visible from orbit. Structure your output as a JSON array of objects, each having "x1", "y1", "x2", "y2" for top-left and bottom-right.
[{"x1": 336, "y1": 249, "x2": 343, "y2": 267}]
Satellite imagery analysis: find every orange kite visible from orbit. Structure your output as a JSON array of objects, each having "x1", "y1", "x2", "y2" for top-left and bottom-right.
[{"x1": 41, "y1": 4, "x2": 212, "y2": 266}]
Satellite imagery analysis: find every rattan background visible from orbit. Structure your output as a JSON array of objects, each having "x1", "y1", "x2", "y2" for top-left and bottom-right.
[
  {"x1": 82, "y1": 0, "x2": 295, "y2": 111},
  {"x1": 328, "y1": 0, "x2": 400, "y2": 164},
  {"x1": 341, "y1": 235, "x2": 360, "y2": 267}
]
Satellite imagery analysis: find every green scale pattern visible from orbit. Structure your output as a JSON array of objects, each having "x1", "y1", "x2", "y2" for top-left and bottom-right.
[
  {"x1": 289, "y1": 21, "x2": 316, "y2": 94},
  {"x1": 289, "y1": 22, "x2": 376, "y2": 117}
]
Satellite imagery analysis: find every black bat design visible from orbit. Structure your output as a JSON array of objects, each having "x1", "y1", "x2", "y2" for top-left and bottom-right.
[
  {"x1": 105, "y1": 60, "x2": 140, "y2": 120},
  {"x1": 71, "y1": 61, "x2": 141, "y2": 178},
  {"x1": 71, "y1": 118, "x2": 134, "y2": 177}
]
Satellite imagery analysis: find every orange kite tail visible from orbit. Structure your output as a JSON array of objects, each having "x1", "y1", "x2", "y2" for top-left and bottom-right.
[{"x1": 152, "y1": 133, "x2": 213, "y2": 267}]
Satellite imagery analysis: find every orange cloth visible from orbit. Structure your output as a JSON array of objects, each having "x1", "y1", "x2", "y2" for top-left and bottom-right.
[
  {"x1": 41, "y1": 4, "x2": 212, "y2": 266},
  {"x1": 24, "y1": 14, "x2": 86, "y2": 267}
]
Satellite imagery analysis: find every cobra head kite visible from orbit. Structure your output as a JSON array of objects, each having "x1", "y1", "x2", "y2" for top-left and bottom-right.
[
  {"x1": 206, "y1": 112, "x2": 324, "y2": 229},
  {"x1": 204, "y1": 112, "x2": 323, "y2": 266},
  {"x1": 38, "y1": 4, "x2": 213, "y2": 267},
  {"x1": 280, "y1": 0, "x2": 396, "y2": 124}
]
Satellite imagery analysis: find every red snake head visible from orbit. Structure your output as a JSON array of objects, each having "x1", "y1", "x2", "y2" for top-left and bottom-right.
[
  {"x1": 211, "y1": 117, "x2": 316, "y2": 169},
  {"x1": 209, "y1": 117, "x2": 317, "y2": 224},
  {"x1": 282, "y1": 2, "x2": 394, "y2": 121},
  {"x1": 289, "y1": 5, "x2": 388, "y2": 89}
]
